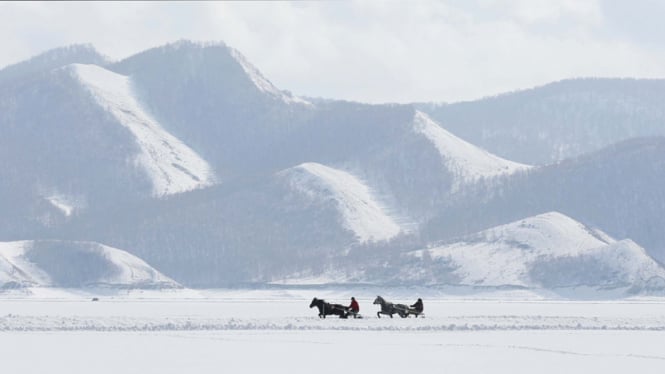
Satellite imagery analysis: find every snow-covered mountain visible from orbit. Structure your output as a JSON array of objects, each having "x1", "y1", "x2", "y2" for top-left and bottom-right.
[
  {"x1": 404, "y1": 212, "x2": 665, "y2": 290},
  {"x1": 0, "y1": 240, "x2": 179, "y2": 289},
  {"x1": 108, "y1": 41, "x2": 316, "y2": 180},
  {"x1": 2, "y1": 40, "x2": 665, "y2": 291},
  {"x1": 419, "y1": 78, "x2": 665, "y2": 165},
  {"x1": 51, "y1": 128, "x2": 523, "y2": 286},
  {"x1": 70, "y1": 63, "x2": 216, "y2": 195},
  {"x1": 424, "y1": 137, "x2": 665, "y2": 264}
]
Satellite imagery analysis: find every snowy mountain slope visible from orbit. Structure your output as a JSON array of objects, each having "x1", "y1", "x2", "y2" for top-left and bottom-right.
[
  {"x1": 529, "y1": 239, "x2": 665, "y2": 289},
  {"x1": 0, "y1": 240, "x2": 179, "y2": 288},
  {"x1": 3, "y1": 40, "x2": 665, "y2": 289},
  {"x1": 281, "y1": 163, "x2": 404, "y2": 243},
  {"x1": 413, "y1": 111, "x2": 531, "y2": 188},
  {"x1": 70, "y1": 63, "x2": 216, "y2": 196},
  {"x1": 419, "y1": 78, "x2": 665, "y2": 164},
  {"x1": 408, "y1": 212, "x2": 665, "y2": 289},
  {"x1": 424, "y1": 137, "x2": 665, "y2": 264},
  {"x1": 0, "y1": 63, "x2": 163, "y2": 236},
  {"x1": 113, "y1": 40, "x2": 311, "y2": 107},
  {"x1": 228, "y1": 47, "x2": 311, "y2": 106},
  {"x1": 0, "y1": 241, "x2": 50, "y2": 288},
  {"x1": 108, "y1": 40, "x2": 316, "y2": 180},
  {"x1": 326, "y1": 109, "x2": 532, "y2": 222},
  {"x1": 66, "y1": 165, "x2": 411, "y2": 286}
]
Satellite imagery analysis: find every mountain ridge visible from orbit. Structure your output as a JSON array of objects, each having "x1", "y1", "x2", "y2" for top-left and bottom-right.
[{"x1": 2, "y1": 40, "x2": 665, "y2": 291}]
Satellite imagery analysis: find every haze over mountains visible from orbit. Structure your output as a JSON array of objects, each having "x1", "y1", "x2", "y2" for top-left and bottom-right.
[{"x1": 1, "y1": 40, "x2": 665, "y2": 293}]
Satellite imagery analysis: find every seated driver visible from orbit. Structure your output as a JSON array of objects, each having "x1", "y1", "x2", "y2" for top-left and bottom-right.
[
  {"x1": 349, "y1": 297, "x2": 359, "y2": 314},
  {"x1": 411, "y1": 298, "x2": 423, "y2": 313}
]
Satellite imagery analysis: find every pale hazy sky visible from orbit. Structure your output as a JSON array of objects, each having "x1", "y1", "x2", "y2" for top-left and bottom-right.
[{"x1": 2, "y1": 1, "x2": 665, "y2": 103}]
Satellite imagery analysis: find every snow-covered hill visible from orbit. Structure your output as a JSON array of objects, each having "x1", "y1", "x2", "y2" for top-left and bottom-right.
[
  {"x1": 407, "y1": 212, "x2": 665, "y2": 290},
  {"x1": 0, "y1": 240, "x2": 179, "y2": 289}
]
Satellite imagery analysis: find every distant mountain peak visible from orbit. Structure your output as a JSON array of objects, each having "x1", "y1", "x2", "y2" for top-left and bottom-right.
[
  {"x1": 3, "y1": 43, "x2": 109, "y2": 69},
  {"x1": 169, "y1": 39, "x2": 226, "y2": 48},
  {"x1": 227, "y1": 47, "x2": 311, "y2": 106},
  {"x1": 114, "y1": 39, "x2": 311, "y2": 106},
  {"x1": 42, "y1": 43, "x2": 108, "y2": 60},
  {"x1": 0, "y1": 43, "x2": 110, "y2": 85}
]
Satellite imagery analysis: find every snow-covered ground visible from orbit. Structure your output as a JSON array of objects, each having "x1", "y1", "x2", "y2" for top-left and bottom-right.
[{"x1": 1, "y1": 288, "x2": 665, "y2": 373}]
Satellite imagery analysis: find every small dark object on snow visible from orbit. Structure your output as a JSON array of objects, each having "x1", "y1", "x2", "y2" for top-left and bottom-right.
[{"x1": 91, "y1": 297, "x2": 99, "y2": 302}]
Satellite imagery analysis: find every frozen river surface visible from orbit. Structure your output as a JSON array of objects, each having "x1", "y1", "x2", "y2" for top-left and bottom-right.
[{"x1": 1, "y1": 288, "x2": 665, "y2": 373}]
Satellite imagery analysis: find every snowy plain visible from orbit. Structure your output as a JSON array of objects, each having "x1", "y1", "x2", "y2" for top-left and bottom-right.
[{"x1": 2, "y1": 288, "x2": 665, "y2": 373}]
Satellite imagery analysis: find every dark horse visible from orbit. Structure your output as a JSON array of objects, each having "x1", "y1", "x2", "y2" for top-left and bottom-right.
[
  {"x1": 373, "y1": 296, "x2": 410, "y2": 318},
  {"x1": 309, "y1": 297, "x2": 350, "y2": 319}
]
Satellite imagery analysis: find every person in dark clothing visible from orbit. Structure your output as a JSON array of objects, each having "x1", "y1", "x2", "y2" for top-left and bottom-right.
[
  {"x1": 411, "y1": 298, "x2": 424, "y2": 313},
  {"x1": 349, "y1": 297, "x2": 360, "y2": 313}
]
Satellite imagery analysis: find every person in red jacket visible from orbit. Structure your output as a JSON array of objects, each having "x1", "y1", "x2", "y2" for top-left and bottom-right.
[{"x1": 349, "y1": 297, "x2": 360, "y2": 315}]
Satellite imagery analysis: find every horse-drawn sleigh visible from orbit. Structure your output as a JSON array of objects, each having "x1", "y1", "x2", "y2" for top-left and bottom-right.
[
  {"x1": 309, "y1": 297, "x2": 361, "y2": 319},
  {"x1": 373, "y1": 296, "x2": 424, "y2": 318}
]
